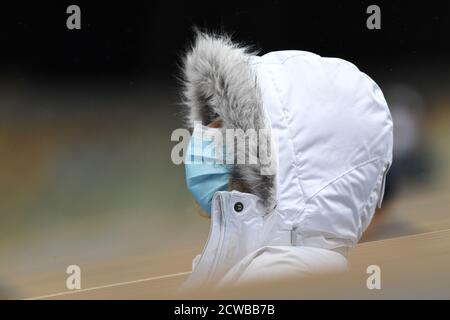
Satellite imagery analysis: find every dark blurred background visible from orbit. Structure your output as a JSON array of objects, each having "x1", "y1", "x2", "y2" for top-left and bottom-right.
[
  {"x1": 0, "y1": 1, "x2": 449, "y2": 299},
  {"x1": 1, "y1": 1, "x2": 449, "y2": 81}
]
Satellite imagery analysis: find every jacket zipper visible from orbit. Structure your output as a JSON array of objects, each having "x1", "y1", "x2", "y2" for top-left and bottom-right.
[{"x1": 208, "y1": 195, "x2": 228, "y2": 283}]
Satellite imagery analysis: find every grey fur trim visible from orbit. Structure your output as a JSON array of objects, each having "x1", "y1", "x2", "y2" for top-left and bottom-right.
[{"x1": 180, "y1": 32, "x2": 276, "y2": 211}]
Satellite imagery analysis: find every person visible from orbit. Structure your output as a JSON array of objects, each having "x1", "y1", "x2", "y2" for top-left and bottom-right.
[{"x1": 178, "y1": 32, "x2": 393, "y2": 290}]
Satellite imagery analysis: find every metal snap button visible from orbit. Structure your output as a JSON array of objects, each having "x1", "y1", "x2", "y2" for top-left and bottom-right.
[{"x1": 234, "y1": 202, "x2": 244, "y2": 213}]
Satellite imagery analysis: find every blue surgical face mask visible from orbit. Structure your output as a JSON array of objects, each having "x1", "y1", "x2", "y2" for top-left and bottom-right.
[{"x1": 185, "y1": 125, "x2": 231, "y2": 215}]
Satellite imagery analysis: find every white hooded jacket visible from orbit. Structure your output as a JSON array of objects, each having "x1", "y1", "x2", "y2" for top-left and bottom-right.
[{"x1": 179, "y1": 33, "x2": 393, "y2": 289}]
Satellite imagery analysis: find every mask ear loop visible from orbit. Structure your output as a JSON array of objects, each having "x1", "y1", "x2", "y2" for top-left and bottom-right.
[{"x1": 377, "y1": 160, "x2": 392, "y2": 208}]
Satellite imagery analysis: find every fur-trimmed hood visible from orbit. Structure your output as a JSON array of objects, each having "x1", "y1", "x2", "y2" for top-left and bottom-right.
[{"x1": 180, "y1": 32, "x2": 393, "y2": 241}]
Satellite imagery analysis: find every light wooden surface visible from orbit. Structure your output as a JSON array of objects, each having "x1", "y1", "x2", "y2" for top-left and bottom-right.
[
  {"x1": 182, "y1": 229, "x2": 450, "y2": 299},
  {"x1": 25, "y1": 228, "x2": 450, "y2": 299}
]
